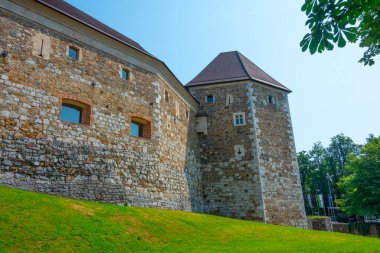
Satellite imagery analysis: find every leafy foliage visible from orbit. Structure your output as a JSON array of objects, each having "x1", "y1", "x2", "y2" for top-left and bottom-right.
[
  {"x1": 298, "y1": 134, "x2": 358, "y2": 210},
  {"x1": 300, "y1": 0, "x2": 380, "y2": 65},
  {"x1": 338, "y1": 136, "x2": 380, "y2": 215}
]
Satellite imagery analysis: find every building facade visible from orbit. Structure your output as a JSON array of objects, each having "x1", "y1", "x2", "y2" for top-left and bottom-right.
[{"x1": 0, "y1": 0, "x2": 307, "y2": 227}]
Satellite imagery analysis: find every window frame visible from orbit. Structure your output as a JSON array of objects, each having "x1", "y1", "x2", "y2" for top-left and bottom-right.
[
  {"x1": 267, "y1": 95, "x2": 276, "y2": 105},
  {"x1": 68, "y1": 46, "x2": 79, "y2": 60},
  {"x1": 130, "y1": 114, "x2": 152, "y2": 139},
  {"x1": 121, "y1": 68, "x2": 129, "y2": 81},
  {"x1": 205, "y1": 95, "x2": 215, "y2": 103},
  {"x1": 233, "y1": 112, "x2": 246, "y2": 126},
  {"x1": 59, "y1": 97, "x2": 92, "y2": 126}
]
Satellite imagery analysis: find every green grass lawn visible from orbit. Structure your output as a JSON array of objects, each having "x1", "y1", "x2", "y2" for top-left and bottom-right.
[{"x1": 0, "y1": 186, "x2": 379, "y2": 253}]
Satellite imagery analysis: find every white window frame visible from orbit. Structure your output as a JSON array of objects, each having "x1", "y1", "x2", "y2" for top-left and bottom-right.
[
  {"x1": 205, "y1": 95, "x2": 215, "y2": 103},
  {"x1": 233, "y1": 112, "x2": 246, "y2": 126}
]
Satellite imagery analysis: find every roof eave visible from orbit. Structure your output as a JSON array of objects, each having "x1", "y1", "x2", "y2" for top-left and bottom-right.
[
  {"x1": 35, "y1": 0, "x2": 199, "y2": 106},
  {"x1": 187, "y1": 78, "x2": 291, "y2": 93}
]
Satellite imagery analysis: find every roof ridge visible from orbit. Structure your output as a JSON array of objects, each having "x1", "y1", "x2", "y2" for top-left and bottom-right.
[
  {"x1": 237, "y1": 52, "x2": 282, "y2": 86},
  {"x1": 235, "y1": 51, "x2": 251, "y2": 79}
]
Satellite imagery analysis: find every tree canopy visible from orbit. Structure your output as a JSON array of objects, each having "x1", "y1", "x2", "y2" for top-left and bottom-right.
[
  {"x1": 338, "y1": 136, "x2": 380, "y2": 215},
  {"x1": 298, "y1": 134, "x2": 358, "y2": 210},
  {"x1": 300, "y1": 0, "x2": 380, "y2": 65}
]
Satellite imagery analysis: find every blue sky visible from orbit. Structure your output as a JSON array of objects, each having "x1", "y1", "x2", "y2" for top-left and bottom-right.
[{"x1": 66, "y1": 0, "x2": 380, "y2": 151}]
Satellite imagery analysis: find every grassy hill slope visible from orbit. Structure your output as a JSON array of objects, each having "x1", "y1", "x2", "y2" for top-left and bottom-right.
[{"x1": 0, "y1": 186, "x2": 379, "y2": 253}]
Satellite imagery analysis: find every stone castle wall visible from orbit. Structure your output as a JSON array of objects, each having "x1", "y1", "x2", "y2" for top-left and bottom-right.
[
  {"x1": 189, "y1": 82, "x2": 307, "y2": 227},
  {"x1": 247, "y1": 83, "x2": 307, "y2": 227},
  {"x1": 0, "y1": 0, "x2": 307, "y2": 228},
  {"x1": 0, "y1": 8, "x2": 203, "y2": 211},
  {"x1": 189, "y1": 83, "x2": 265, "y2": 221}
]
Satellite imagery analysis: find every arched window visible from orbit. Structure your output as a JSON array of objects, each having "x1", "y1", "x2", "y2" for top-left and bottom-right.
[
  {"x1": 60, "y1": 98, "x2": 91, "y2": 125},
  {"x1": 130, "y1": 115, "x2": 152, "y2": 139}
]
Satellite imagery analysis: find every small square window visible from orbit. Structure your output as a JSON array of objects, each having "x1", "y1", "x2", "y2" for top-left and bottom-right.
[
  {"x1": 121, "y1": 69, "x2": 129, "y2": 80},
  {"x1": 233, "y1": 112, "x2": 246, "y2": 126},
  {"x1": 267, "y1": 95, "x2": 276, "y2": 105},
  {"x1": 68, "y1": 47, "x2": 78, "y2": 60},
  {"x1": 131, "y1": 116, "x2": 151, "y2": 139},
  {"x1": 206, "y1": 95, "x2": 215, "y2": 103}
]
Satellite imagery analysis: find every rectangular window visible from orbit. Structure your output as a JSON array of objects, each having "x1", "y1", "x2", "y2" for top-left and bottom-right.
[
  {"x1": 206, "y1": 95, "x2": 215, "y2": 103},
  {"x1": 61, "y1": 104, "x2": 82, "y2": 124},
  {"x1": 226, "y1": 94, "x2": 234, "y2": 105},
  {"x1": 68, "y1": 47, "x2": 78, "y2": 60},
  {"x1": 267, "y1": 95, "x2": 276, "y2": 105},
  {"x1": 131, "y1": 122, "x2": 143, "y2": 137},
  {"x1": 131, "y1": 116, "x2": 151, "y2": 139},
  {"x1": 121, "y1": 69, "x2": 129, "y2": 80},
  {"x1": 233, "y1": 112, "x2": 246, "y2": 126}
]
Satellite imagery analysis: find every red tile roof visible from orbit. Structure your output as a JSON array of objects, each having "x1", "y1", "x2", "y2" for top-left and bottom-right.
[
  {"x1": 187, "y1": 51, "x2": 290, "y2": 92},
  {"x1": 35, "y1": 0, "x2": 153, "y2": 57}
]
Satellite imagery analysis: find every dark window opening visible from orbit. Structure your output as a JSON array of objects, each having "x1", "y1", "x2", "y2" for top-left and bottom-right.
[
  {"x1": 165, "y1": 90, "x2": 169, "y2": 102},
  {"x1": 121, "y1": 69, "x2": 129, "y2": 80},
  {"x1": 131, "y1": 117, "x2": 151, "y2": 139},
  {"x1": 268, "y1": 95, "x2": 275, "y2": 105},
  {"x1": 206, "y1": 95, "x2": 215, "y2": 103},
  {"x1": 39, "y1": 39, "x2": 44, "y2": 57},
  {"x1": 185, "y1": 110, "x2": 189, "y2": 119},
  {"x1": 61, "y1": 103, "x2": 82, "y2": 124},
  {"x1": 68, "y1": 47, "x2": 78, "y2": 60}
]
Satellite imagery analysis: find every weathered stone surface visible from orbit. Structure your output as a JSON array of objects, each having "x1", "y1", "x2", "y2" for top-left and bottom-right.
[
  {"x1": 0, "y1": 0, "x2": 306, "y2": 228},
  {"x1": 0, "y1": 8, "x2": 203, "y2": 212},
  {"x1": 188, "y1": 82, "x2": 307, "y2": 228}
]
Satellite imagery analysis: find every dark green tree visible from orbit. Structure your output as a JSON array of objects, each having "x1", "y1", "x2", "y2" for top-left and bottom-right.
[
  {"x1": 298, "y1": 151, "x2": 313, "y2": 206},
  {"x1": 338, "y1": 136, "x2": 380, "y2": 215},
  {"x1": 298, "y1": 142, "x2": 330, "y2": 211},
  {"x1": 325, "y1": 134, "x2": 359, "y2": 198},
  {"x1": 308, "y1": 142, "x2": 330, "y2": 197},
  {"x1": 300, "y1": 0, "x2": 380, "y2": 65}
]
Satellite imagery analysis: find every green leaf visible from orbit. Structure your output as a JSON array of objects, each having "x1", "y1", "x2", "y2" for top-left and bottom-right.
[
  {"x1": 325, "y1": 39, "x2": 334, "y2": 50},
  {"x1": 338, "y1": 33, "x2": 347, "y2": 47}
]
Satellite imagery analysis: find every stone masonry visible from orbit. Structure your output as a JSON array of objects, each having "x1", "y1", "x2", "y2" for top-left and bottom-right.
[{"x1": 0, "y1": 0, "x2": 307, "y2": 228}]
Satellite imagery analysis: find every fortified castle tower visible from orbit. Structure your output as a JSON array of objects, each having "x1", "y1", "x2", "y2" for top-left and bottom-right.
[
  {"x1": 187, "y1": 51, "x2": 307, "y2": 227},
  {"x1": 0, "y1": 0, "x2": 306, "y2": 228}
]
